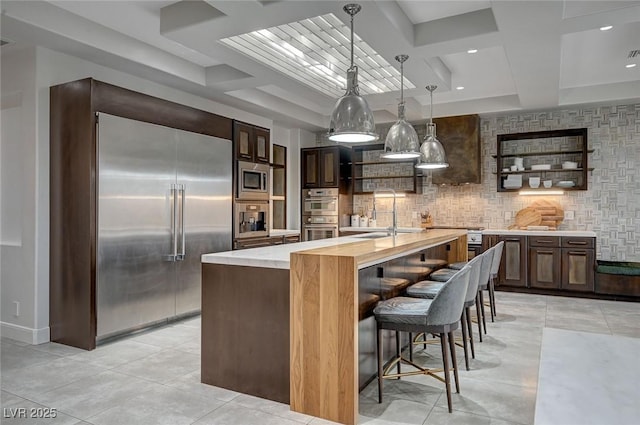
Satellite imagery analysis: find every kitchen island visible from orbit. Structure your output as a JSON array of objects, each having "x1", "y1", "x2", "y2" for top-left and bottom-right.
[{"x1": 201, "y1": 229, "x2": 467, "y2": 425}]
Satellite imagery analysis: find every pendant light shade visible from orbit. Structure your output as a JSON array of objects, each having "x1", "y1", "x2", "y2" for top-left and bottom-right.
[
  {"x1": 382, "y1": 55, "x2": 420, "y2": 159},
  {"x1": 328, "y1": 4, "x2": 378, "y2": 143},
  {"x1": 416, "y1": 85, "x2": 448, "y2": 169}
]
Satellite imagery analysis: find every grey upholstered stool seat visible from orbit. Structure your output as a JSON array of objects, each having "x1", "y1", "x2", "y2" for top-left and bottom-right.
[
  {"x1": 373, "y1": 266, "x2": 471, "y2": 413},
  {"x1": 406, "y1": 281, "x2": 444, "y2": 298},
  {"x1": 448, "y1": 261, "x2": 467, "y2": 270},
  {"x1": 429, "y1": 268, "x2": 458, "y2": 282}
]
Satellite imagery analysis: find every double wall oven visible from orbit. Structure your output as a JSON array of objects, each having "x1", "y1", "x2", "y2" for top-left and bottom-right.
[{"x1": 302, "y1": 188, "x2": 339, "y2": 241}]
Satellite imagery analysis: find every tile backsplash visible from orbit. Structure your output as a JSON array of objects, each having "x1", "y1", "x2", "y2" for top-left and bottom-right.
[{"x1": 320, "y1": 103, "x2": 639, "y2": 261}]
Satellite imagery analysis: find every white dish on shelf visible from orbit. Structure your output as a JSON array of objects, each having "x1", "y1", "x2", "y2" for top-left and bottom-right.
[
  {"x1": 531, "y1": 164, "x2": 552, "y2": 170},
  {"x1": 557, "y1": 181, "x2": 575, "y2": 188},
  {"x1": 562, "y1": 161, "x2": 578, "y2": 169},
  {"x1": 503, "y1": 184, "x2": 522, "y2": 189}
]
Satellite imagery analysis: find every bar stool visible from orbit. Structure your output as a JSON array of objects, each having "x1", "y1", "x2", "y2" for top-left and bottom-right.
[
  {"x1": 405, "y1": 254, "x2": 484, "y2": 370},
  {"x1": 488, "y1": 241, "x2": 504, "y2": 319},
  {"x1": 373, "y1": 266, "x2": 470, "y2": 413}
]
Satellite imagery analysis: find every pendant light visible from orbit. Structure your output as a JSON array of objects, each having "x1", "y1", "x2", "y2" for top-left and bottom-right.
[
  {"x1": 381, "y1": 55, "x2": 420, "y2": 159},
  {"x1": 328, "y1": 3, "x2": 378, "y2": 143},
  {"x1": 415, "y1": 85, "x2": 449, "y2": 169}
]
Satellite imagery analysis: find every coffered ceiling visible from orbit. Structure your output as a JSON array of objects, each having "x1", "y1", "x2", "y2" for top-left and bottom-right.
[{"x1": 2, "y1": 1, "x2": 639, "y2": 131}]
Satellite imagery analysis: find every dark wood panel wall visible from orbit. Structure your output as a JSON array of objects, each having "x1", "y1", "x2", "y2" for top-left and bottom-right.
[{"x1": 50, "y1": 78, "x2": 233, "y2": 350}]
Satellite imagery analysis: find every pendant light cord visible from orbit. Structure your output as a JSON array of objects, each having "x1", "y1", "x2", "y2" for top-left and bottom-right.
[{"x1": 350, "y1": 11, "x2": 355, "y2": 70}]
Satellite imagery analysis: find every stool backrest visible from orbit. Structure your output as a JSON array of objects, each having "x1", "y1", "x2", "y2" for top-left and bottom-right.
[
  {"x1": 490, "y1": 241, "x2": 505, "y2": 277},
  {"x1": 464, "y1": 254, "x2": 484, "y2": 304},
  {"x1": 427, "y1": 266, "x2": 470, "y2": 327},
  {"x1": 478, "y1": 245, "x2": 494, "y2": 289}
]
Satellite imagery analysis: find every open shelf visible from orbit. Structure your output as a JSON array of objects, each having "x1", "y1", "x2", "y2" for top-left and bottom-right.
[{"x1": 351, "y1": 143, "x2": 420, "y2": 194}]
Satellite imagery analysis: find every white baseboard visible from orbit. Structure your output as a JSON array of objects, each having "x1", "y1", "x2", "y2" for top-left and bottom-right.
[{"x1": 1, "y1": 321, "x2": 50, "y2": 345}]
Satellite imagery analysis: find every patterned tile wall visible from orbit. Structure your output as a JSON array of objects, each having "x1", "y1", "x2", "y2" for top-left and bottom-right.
[{"x1": 317, "y1": 103, "x2": 640, "y2": 261}]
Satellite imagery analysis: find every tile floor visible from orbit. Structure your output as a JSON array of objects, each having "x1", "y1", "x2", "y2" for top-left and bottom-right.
[{"x1": 1, "y1": 292, "x2": 639, "y2": 425}]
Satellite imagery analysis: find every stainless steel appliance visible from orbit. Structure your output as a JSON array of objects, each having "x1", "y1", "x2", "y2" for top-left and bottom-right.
[
  {"x1": 302, "y1": 188, "x2": 339, "y2": 241},
  {"x1": 467, "y1": 229, "x2": 483, "y2": 259},
  {"x1": 97, "y1": 113, "x2": 232, "y2": 341},
  {"x1": 235, "y1": 201, "x2": 268, "y2": 239},
  {"x1": 237, "y1": 160, "x2": 269, "y2": 200}
]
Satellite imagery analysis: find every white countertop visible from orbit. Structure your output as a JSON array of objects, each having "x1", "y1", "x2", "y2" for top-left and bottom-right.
[
  {"x1": 202, "y1": 235, "x2": 367, "y2": 269},
  {"x1": 339, "y1": 226, "x2": 423, "y2": 233},
  {"x1": 270, "y1": 229, "x2": 300, "y2": 237},
  {"x1": 483, "y1": 229, "x2": 596, "y2": 237}
]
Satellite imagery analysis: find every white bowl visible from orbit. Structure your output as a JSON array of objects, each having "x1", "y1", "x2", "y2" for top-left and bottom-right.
[
  {"x1": 543, "y1": 180, "x2": 553, "y2": 188},
  {"x1": 531, "y1": 164, "x2": 552, "y2": 170},
  {"x1": 557, "y1": 181, "x2": 575, "y2": 188},
  {"x1": 529, "y1": 177, "x2": 540, "y2": 188}
]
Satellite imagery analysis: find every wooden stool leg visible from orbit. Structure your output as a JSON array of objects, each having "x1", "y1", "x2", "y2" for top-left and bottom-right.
[
  {"x1": 460, "y1": 310, "x2": 470, "y2": 371},
  {"x1": 377, "y1": 326, "x2": 383, "y2": 403},
  {"x1": 448, "y1": 330, "x2": 460, "y2": 393},
  {"x1": 466, "y1": 306, "x2": 475, "y2": 358},
  {"x1": 479, "y1": 290, "x2": 488, "y2": 334},
  {"x1": 475, "y1": 294, "x2": 483, "y2": 342},
  {"x1": 395, "y1": 331, "x2": 401, "y2": 376},
  {"x1": 440, "y1": 332, "x2": 453, "y2": 413}
]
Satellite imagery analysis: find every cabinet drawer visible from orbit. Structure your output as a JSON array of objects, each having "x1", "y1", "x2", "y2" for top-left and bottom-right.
[
  {"x1": 529, "y1": 236, "x2": 560, "y2": 247},
  {"x1": 561, "y1": 237, "x2": 594, "y2": 249}
]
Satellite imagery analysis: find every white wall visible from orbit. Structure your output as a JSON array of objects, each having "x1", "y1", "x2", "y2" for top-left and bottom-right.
[
  {"x1": 1, "y1": 47, "x2": 40, "y2": 342},
  {"x1": 1, "y1": 45, "x2": 311, "y2": 344}
]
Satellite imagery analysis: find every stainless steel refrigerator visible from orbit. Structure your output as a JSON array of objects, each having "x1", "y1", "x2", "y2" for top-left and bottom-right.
[{"x1": 96, "y1": 113, "x2": 232, "y2": 341}]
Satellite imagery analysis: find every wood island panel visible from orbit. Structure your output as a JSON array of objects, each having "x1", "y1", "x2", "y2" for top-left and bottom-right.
[{"x1": 290, "y1": 230, "x2": 466, "y2": 425}]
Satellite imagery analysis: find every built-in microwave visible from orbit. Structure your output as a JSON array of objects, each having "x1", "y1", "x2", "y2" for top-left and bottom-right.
[{"x1": 237, "y1": 160, "x2": 269, "y2": 200}]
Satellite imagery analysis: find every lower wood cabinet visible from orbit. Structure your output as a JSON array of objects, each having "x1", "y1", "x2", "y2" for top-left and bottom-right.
[
  {"x1": 498, "y1": 235, "x2": 528, "y2": 288},
  {"x1": 560, "y1": 237, "x2": 595, "y2": 292},
  {"x1": 529, "y1": 236, "x2": 561, "y2": 289},
  {"x1": 487, "y1": 233, "x2": 595, "y2": 293}
]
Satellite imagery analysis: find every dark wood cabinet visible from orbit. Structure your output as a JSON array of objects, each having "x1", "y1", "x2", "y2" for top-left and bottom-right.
[
  {"x1": 351, "y1": 143, "x2": 420, "y2": 194},
  {"x1": 486, "y1": 233, "x2": 596, "y2": 294},
  {"x1": 301, "y1": 146, "x2": 351, "y2": 189},
  {"x1": 561, "y1": 237, "x2": 595, "y2": 292},
  {"x1": 529, "y1": 236, "x2": 561, "y2": 289},
  {"x1": 498, "y1": 235, "x2": 528, "y2": 287},
  {"x1": 234, "y1": 121, "x2": 270, "y2": 164},
  {"x1": 234, "y1": 234, "x2": 300, "y2": 249},
  {"x1": 495, "y1": 128, "x2": 591, "y2": 192}
]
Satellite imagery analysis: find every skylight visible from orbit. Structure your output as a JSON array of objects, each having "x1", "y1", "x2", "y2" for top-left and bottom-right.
[{"x1": 219, "y1": 13, "x2": 414, "y2": 98}]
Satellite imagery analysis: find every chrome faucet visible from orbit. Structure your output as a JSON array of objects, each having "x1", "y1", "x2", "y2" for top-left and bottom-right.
[{"x1": 373, "y1": 188, "x2": 398, "y2": 236}]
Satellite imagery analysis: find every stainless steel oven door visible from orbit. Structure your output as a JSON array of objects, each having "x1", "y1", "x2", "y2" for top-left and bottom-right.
[
  {"x1": 303, "y1": 225, "x2": 338, "y2": 241},
  {"x1": 303, "y1": 198, "x2": 338, "y2": 215}
]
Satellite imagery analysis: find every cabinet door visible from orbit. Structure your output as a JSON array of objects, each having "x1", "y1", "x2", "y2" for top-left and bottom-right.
[
  {"x1": 302, "y1": 149, "x2": 319, "y2": 188},
  {"x1": 319, "y1": 148, "x2": 339, "y2": 187},
  {"x1": 235, "y1": 123, "x2": 254, "y2": 161},
  {"x1": 529, "y1": 247, "x2": 561, "y2": 289},
  {"x1": 561, "y1": 248, "x2": 595, "y2": 292},
  {"x1": 254, "y1": 127, "x2": 270, "y2": 163},
  {"x1": 499, "y1": 236, "x2": 528, "y2": 287}
]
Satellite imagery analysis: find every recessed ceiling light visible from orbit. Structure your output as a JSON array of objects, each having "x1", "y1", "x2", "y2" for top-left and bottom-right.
[
  {"x1": 626, "y1": 63, "x2": 637, "y2": 68},
  {"x1": 600, "y1": 25, "x2": 613, "y2": 31},
  {"x1": 219, "y1": 13, "x2": 413, "y2": 97},
  {"x1": 456, "y1": 86, "x2": 465, "y2": 90},
  {"x1": 467, "y1": 49, "x2": 478, "y2": 54}
]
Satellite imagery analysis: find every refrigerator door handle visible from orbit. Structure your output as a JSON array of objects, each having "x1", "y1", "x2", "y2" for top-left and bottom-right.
[
  {"x1": 164, "y1": 184, "x2": 178, "y2": 261},
  {"x1": 177, "y1": 185, "x2": 186, "y2": 261}
]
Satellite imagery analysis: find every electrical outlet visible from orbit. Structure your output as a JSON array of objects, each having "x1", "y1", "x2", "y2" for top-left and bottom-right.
[
  {"x1": 504, "y1": 211, "x2": 512, "y2": 220},
  {"x1": 13, "y1": 301, "x2": 19, "y2": 317},
  {"x1": 565, "y1": 210, "x2": 575, "y2": 220}
]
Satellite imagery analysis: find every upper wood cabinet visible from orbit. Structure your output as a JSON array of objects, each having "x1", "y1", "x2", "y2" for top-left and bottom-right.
[
  {"x1": 431, "y1": 114, "x2": 481, "y2": 185},
  {"x1": 234, "y1": 120, "x2": 270, "y2": 164},
  {"x1": 495, "y1": 128, "x2": 591, "y2": 192},
  {"x1": 301, "y1": 146, "x2": 351, "y2": 189}
]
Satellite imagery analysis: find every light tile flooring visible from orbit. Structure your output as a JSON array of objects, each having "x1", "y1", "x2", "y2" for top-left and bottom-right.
[{"x1": 1, "y1": 292, "x2": 639, "y2": 425}]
